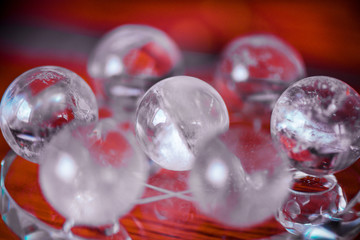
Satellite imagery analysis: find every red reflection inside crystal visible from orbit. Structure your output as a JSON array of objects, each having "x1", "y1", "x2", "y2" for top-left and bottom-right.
[
  {"x1": 27, "y1": 71, "x2": 64, "y2": 96},
  {"x1": 124, "y1": 42, "x2": 172, "y2": 77}
]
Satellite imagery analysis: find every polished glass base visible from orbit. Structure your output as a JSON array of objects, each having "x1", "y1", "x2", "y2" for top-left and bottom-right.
[{"x1": 277, "y1": 171, "x2": 347, "y2": 236}]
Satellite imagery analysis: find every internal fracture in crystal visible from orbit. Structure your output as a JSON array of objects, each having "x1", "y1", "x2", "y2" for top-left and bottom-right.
[
  {"x1": 271, "y1": 76, "x2": 360, "y2": 175},
  {"x1": 135, "y1": 76, "x2": 229, "y2": 171}
]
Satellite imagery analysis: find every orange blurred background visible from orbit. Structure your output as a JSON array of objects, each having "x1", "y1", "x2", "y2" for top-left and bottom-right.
[{"x1": 0, "y1": 0, "x2": 360, "y2": 69}]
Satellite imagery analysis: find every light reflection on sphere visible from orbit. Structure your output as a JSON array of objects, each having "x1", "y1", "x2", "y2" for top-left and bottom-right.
[
  {"x1": 215, "y1": 33, "x2": 305, "y2": 114},
  {"x1": 0, "y1": 66, "x2": 98, "y2": 163},
  {"x1": 189, "y1": 125, "x2": 290, "y2": 227},
  {"x1": 135, "y1": 76, "x2": 229, "y2": 171},
  {"x1": 87, "y1": 24, "x2": 183, "y2": 109},
  {"x1": 271, "y1": 76, "x2": 360, "y2": 176},
  {"x1": 39, "y1": 119, "x2": 148, "y2": 226}
]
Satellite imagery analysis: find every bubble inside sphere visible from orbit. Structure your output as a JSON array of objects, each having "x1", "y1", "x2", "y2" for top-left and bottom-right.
[
  {"x1": 271, "y1": 76, "x2": 360, "y2": 175},
  {"x1": 135, "y1": 76, "x2": 229, "y2": 171},
  {"x1": 0, "y1": 66, "x2": 98, "y2": 162}
]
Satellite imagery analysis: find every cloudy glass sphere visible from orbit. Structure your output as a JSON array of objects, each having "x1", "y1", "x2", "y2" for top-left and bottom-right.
[
  {"x1": 0, "y1": 66, "x2": 98, "y2": 162},
  {"x1": 39, "y1": 119, "x2": 148, "y2": 226},
  {"x1": 135, "y1": 76, "x2": 229, "y2": 171},
  {"x1": 215, "y1": 33, "x2": 305, "y2": 112},
  {"x1": 87, "y1": 24, "x2": 183, "y2": 106},
  {"x1": 271, "y1": 76, "x2": 360, "y2": 176},
  {"x1": 189, "y1": 125, "x2": 290, "y2": 227}
]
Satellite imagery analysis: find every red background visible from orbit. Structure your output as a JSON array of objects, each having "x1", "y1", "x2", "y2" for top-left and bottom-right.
[{"x1": 0, "y1": 1, "x2": 360, "y2": 239}]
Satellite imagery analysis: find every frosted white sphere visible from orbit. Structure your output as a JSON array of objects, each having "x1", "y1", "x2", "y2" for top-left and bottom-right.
[
  {"x1": 271, "y1": 76, "x2": 360, "y2": 175},
  {"x1": 189, "y1": 126, "x2": 291, "y2": 227},
  {"x1": 135, "y1": 76, "x2": 229, "y2": 171},
  {"x1": 0, "y1": 66, "x2": 98, "y2": 162},
  {"x1": 87, "y1": 24, "x2": 183, "y2": 109},
  {"x1": 39, "y1": 119, "x2": 148, "y2": 226}
]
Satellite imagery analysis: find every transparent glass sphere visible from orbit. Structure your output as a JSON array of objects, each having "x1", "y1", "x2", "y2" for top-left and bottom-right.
[
  {"x1": 0, "y1": 66, "x2": 98, "y2": 163},
  {"x1": 135, "y1": 76, "x2": 229, "y2": 171},
  {"x1": 215, "y1": 33, "x2": 305, "y2": 112},
  {"x1": 87, "y1": 24, "x2": 183, "y2": 108},
  {"x1": 189, "y1": 125, "x2": 291, "y2": 227},
  {"x1": 39, "y1": 119, "x2": 148, "y2": 226},
  {"x1": 271, "y1": 76, "x2": 360, "y2": 176}
]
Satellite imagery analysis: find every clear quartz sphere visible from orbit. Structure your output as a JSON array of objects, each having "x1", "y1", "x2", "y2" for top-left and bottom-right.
[
  {"x1": 135, "y1": 76, "x2": 229, "y2": 171},
  {"x1": 214, "y1": 33, "x2": 305, "y2": 113},
  {"x1": 87, "y1": 24, "x2": 183, "y2": 109},
  {"x1": 39, "y1": 119, "x2": 148, "y2": 226},
  {"x1": 189, "y1": 125, "x2": 291, "y2": 227},
  {"x1": 271, "y1": 76, "x2": 360, "y2": 176},
  {"x1": 0, "y1": 66, "x2": 98, "y2": 163}
]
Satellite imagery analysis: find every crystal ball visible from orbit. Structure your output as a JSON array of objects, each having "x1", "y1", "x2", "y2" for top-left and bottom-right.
[
  {"x1": 39, "y1": 119, "x2": 148, "y2": 226},
  {"x1": 271, "y1": 76, "x2": 360, "y2": 176},
  {"x1": 214, "y1": 33, "x2": 305, "y2": 113},
  {"x1": 0, "y1": 66, "x2": 98, "y2": 163},
  {"x1": 87, "y1": 24, "x2": 183, "y2": 108},
  {"x1": 135, "y1": 76, "x2": 229, "y2": 171},
  {"x1": 189, "y1": 125, "x2": 291, "y2": 227}
]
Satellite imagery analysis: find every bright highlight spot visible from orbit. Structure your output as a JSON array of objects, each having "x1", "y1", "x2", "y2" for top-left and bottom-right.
[
  {"x1": 56, "y1": 152, "x2": 78, "y2": 183},
  {"x1": 153, "y1": 109, "x2": 167, "y2": 125},
  {"x1": 231, "y1": 64, "x2": 249, "y2": 82},
  {"x1": 105, "y1": 55, "x2": 124, "y2": 77},
  {"x1": 50, "y1": 92, "x2": 65, "y2": 103},
  {"x1": 17, "y1": 99, "x2": 31, "y2": 123},
  {"x1": 206, "y1": 158, "x2": 229, "y2": 188}
]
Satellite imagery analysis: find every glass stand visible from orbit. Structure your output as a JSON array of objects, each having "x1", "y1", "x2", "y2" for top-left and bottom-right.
[{"x1": 276, "y1": 171, "x2": 349, "y2": 236}]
